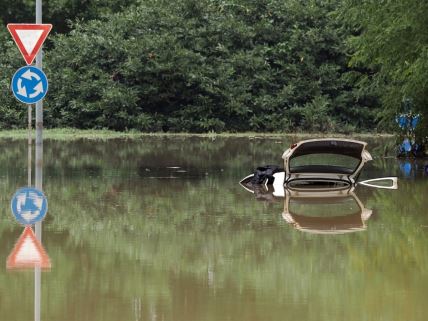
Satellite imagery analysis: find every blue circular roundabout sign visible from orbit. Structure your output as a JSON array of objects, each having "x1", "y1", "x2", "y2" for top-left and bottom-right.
[
  {"x1": 11, "y1": 66, "x2": 48, "y2": 104},
  {"x1": 11, "y1": 187, "x2": 48, "y2": 225}
]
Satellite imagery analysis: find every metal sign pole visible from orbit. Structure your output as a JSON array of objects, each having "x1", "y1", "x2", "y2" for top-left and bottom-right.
[
  {"x1": 28, "y1": 106, "x2": 32, "y2": 186},
  {"x1": 35, "y1": 0, "x2": 43, "y2": 239}
]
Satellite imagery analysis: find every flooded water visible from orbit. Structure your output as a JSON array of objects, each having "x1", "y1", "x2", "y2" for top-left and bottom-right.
[{"x1": 0, "y1": 136, "x2": 427, "y2": 321}]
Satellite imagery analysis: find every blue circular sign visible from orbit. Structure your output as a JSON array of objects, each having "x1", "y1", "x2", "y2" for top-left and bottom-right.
[
  {"x1": 11, "y1": 66, "x2": 48, "y2": 104},
  {"x1": 11, "y1": 187, "x2": 48, "y2": 225}
]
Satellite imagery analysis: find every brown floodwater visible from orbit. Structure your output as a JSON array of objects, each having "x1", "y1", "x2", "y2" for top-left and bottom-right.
[{"x1": 0, "y1": 136, "x2": 427, "y2": 321}]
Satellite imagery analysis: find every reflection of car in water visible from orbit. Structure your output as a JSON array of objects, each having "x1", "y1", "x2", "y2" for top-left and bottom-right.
[
  {"x1": 240, "y1": 181, "x2": 372, "y2": 235},
  {"x1": 282, "y1": 188, "x2": 372, "y2": 234}
]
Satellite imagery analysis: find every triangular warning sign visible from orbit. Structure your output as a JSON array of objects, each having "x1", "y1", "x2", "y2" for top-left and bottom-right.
[
  {"x1": 7, "y1": 226, "x2": 51, "y2": 270},
  {"x1": 7, "y1": 24, "x2": 52, "y2": 65}
]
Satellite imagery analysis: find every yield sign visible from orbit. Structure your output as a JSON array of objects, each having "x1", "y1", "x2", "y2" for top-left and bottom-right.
[
  {"x1": 7, "y1": 226, "x2": 51, "y2": 270},
  {"x1": 7, "y1": 24, "x2": 52, "y2": 65}
]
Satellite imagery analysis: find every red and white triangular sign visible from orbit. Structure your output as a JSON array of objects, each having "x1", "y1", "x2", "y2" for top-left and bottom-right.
[
  {"x1": 6, "y1": 226, "x2": 51, "y2": 270},
  {"x1": 7, "y1": 24, "x2": 52, "y2": 65}
]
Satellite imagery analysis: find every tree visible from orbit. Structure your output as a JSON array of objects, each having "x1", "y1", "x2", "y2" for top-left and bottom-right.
[
  {"x1": 0, "y1": 0, "x2": 138, "y2": 33},
  {"x1": 340, "y1": 0, "x2": 428, "y2": 133}
]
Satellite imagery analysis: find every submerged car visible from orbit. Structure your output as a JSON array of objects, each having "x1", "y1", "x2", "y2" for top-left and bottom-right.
[
  {"x1": 282, "y1": 138, "x2": 373, "y2": 187},
  {"x1": 241, "y1": 138, "x2": 374, "y2": 192}
]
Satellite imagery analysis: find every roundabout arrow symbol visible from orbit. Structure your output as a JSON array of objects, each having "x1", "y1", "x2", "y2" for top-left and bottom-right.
[
  {"x1": 29, "y1": 82, "x2": 44, "y2": 98},
  {"x1": 17, "y1": 79, "x2": 28, "y2": 97},
  {"x1": 21, "y1": 68, "x2": 41, "y2": 81}
]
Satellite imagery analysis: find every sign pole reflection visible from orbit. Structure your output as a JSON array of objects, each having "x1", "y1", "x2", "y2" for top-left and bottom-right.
[{"x1": 35, "y1": 1, "x2": 43, "y2": 321}]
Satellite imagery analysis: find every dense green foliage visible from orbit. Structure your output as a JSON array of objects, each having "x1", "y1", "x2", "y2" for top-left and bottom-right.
[
  {"x1": 0, "y1": 0, "x2": 380, "y2": 132},
  {"x1": 0, "y1": 0, "x2": 425, "y2": 135},
  {"x1": 0, "y1": 0, "x2": 137, "y2": 33},
  {"x1": 339, "y1": 0, "x2": 428, "y2": 136}
]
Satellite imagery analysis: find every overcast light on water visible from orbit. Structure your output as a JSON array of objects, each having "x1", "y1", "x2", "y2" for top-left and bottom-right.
[{"x1": 0, "y1": 136, "x2": 427, "y2": 321}]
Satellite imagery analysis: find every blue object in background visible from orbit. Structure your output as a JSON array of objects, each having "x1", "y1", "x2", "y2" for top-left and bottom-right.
[
  {"x1": 11, "y1": 66, "x2": 48, "y2": 104},
  {"x1": 411, "y1": 114, "x2": 420, "y2": 129},
  {"x1": 396, "y1": 113, "x2": 420, "y2": 130},
  {"x1": 401, "y1": 138, "x2": 412, "y2": 153},
  {"x1": 10, "y1": 187, "x2": 48, "y2": 225},
  {"x1": 399, "y1": 162, "x2": 412, "y2": 177},
  {"x1": 396, "y1": 115, "x2": 407, "y2": 129}
]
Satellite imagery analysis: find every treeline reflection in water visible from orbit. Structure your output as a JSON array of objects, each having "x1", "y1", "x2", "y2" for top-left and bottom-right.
[{"x1": 0, "y1": 137, "x2": 427, "y2": 321}]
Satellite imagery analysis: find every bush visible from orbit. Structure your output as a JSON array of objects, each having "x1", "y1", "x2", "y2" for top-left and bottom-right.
[{"x1": 0, "y1": 0, "x2": 381, "y2": 133}]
